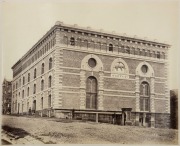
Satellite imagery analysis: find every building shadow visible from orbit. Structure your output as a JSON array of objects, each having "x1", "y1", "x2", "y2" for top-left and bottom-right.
[
  {"x1": 170, "y1": 89, "x2": 178, "y2": 129},
  {"x1": 2, "y1": 125, "x2": 29, "y2": 138}
]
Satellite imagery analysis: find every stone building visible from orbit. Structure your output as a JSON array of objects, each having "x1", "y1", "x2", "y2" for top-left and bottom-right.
[
  {"x1": 11, "y1": 21, "x2": 170, "y2": 128},
  {"x1": 2, "y1": 79, "x2": 12, "y2": 114}
]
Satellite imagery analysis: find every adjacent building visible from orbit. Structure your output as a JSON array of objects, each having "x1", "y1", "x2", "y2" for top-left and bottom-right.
[
  {"x1": 11, "y1": 21, "x2": 170, "y2": 128},
  {"x1": 2, "y1": 79, "x2": 12, "y2": 114},
  {"x1": 170, "y1": 89, "x2": 178, "y2": 129}
]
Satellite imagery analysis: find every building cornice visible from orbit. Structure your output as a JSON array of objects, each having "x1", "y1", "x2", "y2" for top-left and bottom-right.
[{"x1": 11, "y1": 21, "x2": 170, "y2": 70}]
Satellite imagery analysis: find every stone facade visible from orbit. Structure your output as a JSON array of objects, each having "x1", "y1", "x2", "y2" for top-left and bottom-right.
[{"x1": 11, "y1": 21, "x2": 170, "y2": 128}]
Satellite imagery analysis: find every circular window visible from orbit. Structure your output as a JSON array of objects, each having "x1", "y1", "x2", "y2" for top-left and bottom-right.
[
  {"x1": 88, "y1": 58, "x2": 97, "y2": 68},
  {"x1": 141, "y1": 65, "x2": 148, "y2": 73}
]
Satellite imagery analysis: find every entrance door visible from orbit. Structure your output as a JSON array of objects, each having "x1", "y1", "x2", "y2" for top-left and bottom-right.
[
  {"x1": 33, "y1": 100, "x2": 36, "y2": 113},
  {"x1": 18, "y1": 103, "x2": 20, "y2": 114},
  {"x1": 86, "y1": 76, "x2": 97, "y2": 109},
  {"x1": 115, "y1": 115, "x2": 122, "y2": 125}
]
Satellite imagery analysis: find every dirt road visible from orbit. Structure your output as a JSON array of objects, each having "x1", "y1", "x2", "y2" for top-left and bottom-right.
[{"x1": 2, "y1": 115, "x2": 178, "y2": 144}]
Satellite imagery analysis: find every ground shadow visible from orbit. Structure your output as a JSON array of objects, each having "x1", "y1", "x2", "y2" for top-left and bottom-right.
[{"x1": 2, "y1": 125, "x2": 29, "y2": 138}]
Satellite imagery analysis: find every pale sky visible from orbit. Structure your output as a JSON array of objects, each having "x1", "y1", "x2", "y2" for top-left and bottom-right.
[{"x1": 1, "y1": 0, "x2": 179, "y2": 90}]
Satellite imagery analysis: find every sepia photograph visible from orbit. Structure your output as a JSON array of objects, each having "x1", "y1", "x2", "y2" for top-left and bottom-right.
[{"x1": 1, "y1": 0, "x2": 179, "y2": 145}]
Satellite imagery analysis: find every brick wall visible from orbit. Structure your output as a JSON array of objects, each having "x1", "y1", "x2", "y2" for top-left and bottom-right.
[
  {"x1": 154, "y1": 99, "x2": 167, "y2": 113},
  {"x1": 155, "y1": 113, "x2": 170, "y2": 128},
  {"x1": 104, "y1": 78, "x2": 135, "y2": 91},
  {"x1": 62, "y1": 49, "x2": 167, "y2": 113},
  {"x1": 11, "y1": 50, "x2": 54, "y2": 114},
  {"x1": 103, "y1": 96, "x2": 136, "y2": 111},
  {"x1": 62, "y1": 93, "x2": 80, "y2": 109},
  {"x1": 62, "y1": 74, "x2": 80, "y2": 87}
]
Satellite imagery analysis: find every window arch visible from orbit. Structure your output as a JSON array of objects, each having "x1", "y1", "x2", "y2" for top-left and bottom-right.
[
  {"x1": 33, "y1": 84, "x2": 36, "y2": 94},
  {"x1": 86, "y1": 76, "x2": 97, "y2": 109},
  {"x1": 28, "y1": 73, "x2": 30, "y2": 82},
  {"x1": 48, "y1": 76, "x2": 52, "y2": 88},
  {"x1": 41, "y1": 63, "x2": 44, "y2": 74},
  {"x1": 41, "y1": 80, "x2": 44, "y2": 91},
  {"x1": 49, "y1": 58, "x2": 52, "y2": 70},
  {"x1": 70, "y1": 37, "x2": 75, "y2": 46},
  {"x1": 34, "y1": 68, "x2": 36, "y2": 79},
  {"x1": 27, "y1": 87, "x2": 29, "y2": 96},
  {"x1": 109, "y1": 44, "x2": 113, "y2": 52},
  {"x1": 48, "y1": 95, "x2": 51, "y2": 108},
  {"x1": 140, "y1": 81, "x2": 150, "y2": 111}
]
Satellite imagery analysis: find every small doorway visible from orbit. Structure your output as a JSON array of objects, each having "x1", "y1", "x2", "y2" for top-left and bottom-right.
[
  {"x1": 32, "y1": 100, "x2": 36, "y2": 114},
  {"x1": 18, "y1": 103, "x2": 20, "y2": 114},
  {"x1": 115, "y1": 115, "x2": 122, "y2": 125}
]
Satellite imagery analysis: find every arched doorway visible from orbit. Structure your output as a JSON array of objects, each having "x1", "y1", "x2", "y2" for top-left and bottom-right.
[
  {"x1": 86, "y1": 76, "x2": 97, "y2": 109},
  {"x1": 32, "y1": 100, "x2": 36, "y2": 114}
]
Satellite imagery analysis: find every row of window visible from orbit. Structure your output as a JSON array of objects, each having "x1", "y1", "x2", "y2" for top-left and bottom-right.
[
  {"x1": 13, "y1": 76, "x2": 52, "y2": 99},
  {"x1": 67, "y1": 37, "x2": 165, "y2": 59},
  {"x1": 12, "y1": 95, "x2": 52, "y2": 113},
  {"x1": 13, "y1": 58, "x2": 53, "y2": 91},
  {"x1": 13, "y1": 37, "x2": 55, "y2": 78}
]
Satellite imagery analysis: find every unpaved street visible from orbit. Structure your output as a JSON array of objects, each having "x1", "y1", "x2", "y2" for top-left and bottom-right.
[{"x1": 2, "y1": 115, "x2": 178, "y2": 144}]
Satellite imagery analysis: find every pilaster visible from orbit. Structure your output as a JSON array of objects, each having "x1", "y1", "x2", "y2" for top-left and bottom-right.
[
  {"x1": 135, "y1": 75, "x2": 140, "y2": 112},
  {"x1": 52, "y1": 28, "x2": 63, "y2": 109},
  {"x1": 150, "y1": 77, "x2": 155, "y2": 113},
  {"x1": 150, "y1": 113, "x2": 155, "y2": 128},
  {"x1": 98, "y1": 71, "x2": 104, "y2": 110},
  {"x1": 164, "y1": 48, "x2": 170, "y2": 113},
  {"x1": 80, "y1": 70, "x2": 86, "y2": 109}
]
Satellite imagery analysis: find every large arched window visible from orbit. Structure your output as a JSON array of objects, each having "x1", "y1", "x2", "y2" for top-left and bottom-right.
[
  {"x1": 49, "y1": 58, "x2": 52, "y2": 70},
  {"x1": 86, "y1": 76, "x2": 97, "y2": 109},
  {"x1": 140, "y1": 82, "x2": 150, "y2": 111},
  {"x1": 41, "y1": 63, "x2": 44, "y2": 74},
  {"x1": 48, "y1": 76, "x2": 52, "y2": 88}
]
